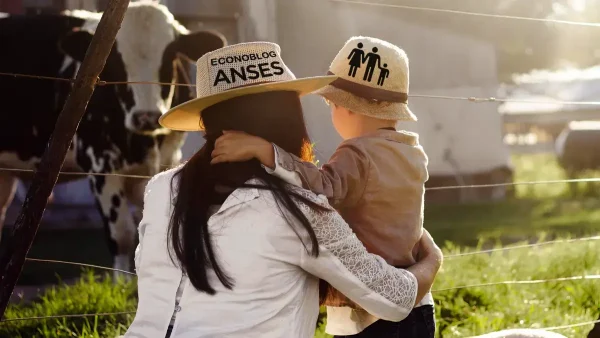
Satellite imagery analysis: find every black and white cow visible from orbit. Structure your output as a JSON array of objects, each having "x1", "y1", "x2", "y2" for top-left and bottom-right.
[
  {"x1": 555, "y1": 120, "x2": 600, "y2": 195},
  {"x1": 0, "y1": 2, "x2": 226, "y2": 279}
]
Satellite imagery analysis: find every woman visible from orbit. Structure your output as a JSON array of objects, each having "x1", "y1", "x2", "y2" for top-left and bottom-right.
[{"x1": 124, "y1": 42, "x2": 442, "y2": 338}]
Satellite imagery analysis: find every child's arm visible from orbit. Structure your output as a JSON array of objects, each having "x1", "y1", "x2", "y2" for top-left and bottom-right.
[
  {"x1": 211, "y1": 131, "x2": 370, "y2": 208},
  {"x1": 210, "y1": 131, "x2": 302, "y2": 188},
  {"x1": 272, "y1": 143, "x2": 369, "y2": 208}
]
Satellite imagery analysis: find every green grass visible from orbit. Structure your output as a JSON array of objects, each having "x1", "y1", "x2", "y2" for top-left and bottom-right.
[
  {"x1": 433, "y1": 235, "x2": 600, "y2": 337},
  {"x1": 2, "y1": 271, "x2": 136, "y2": 338},
  {"x1": 2, "y1": 153, "x2": 599, "y2": 337},
  {"x1": 425, "y1": 154, "x2": 600, "y2": 247},
  {"x1": 3, "y1": 236, "x2": 598, "y2": 338}
]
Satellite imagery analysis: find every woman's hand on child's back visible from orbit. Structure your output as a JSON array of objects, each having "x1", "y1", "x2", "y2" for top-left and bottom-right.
[{"x1": 211, "y1": 130, "x2": 275, "y2": 168}]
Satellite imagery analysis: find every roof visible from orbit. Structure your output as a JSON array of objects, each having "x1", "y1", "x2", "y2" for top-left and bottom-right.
[
  {"x1": 567, "y1": 120, "x2": 600, "y2": 130},
  {"x1": 499, "y1": 65, "x2": 600, "y2": 115}
]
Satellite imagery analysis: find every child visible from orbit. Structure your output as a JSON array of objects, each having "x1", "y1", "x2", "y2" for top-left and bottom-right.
[{"x1": 211, "y1": 36, "x2": 436, "y2": 338}]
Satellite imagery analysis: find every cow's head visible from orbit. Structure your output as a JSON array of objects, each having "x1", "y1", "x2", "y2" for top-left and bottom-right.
[{"x1": 58, "y1": 3, "x2": 226, "y2": 134}]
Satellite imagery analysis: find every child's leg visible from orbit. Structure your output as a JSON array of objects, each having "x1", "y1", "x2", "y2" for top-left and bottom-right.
[
  {"x1": 412, "y1": 305, "x2": 436, "y2": 338},
  {"x1": 333, "y1": 306, "x2": 435, "y2": 338},
  {"x1": 333, "y1": 319, "x2": 403, "y2": 338}
]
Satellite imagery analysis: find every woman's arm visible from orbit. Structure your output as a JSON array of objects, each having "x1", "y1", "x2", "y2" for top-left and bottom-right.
[
  {"x1": 125, "y1": 173, "x2": 184, "y2": 337},
  {"x1": 407, "y1": 229, "x2": 442, "y2": 306},
  {"x1": 295, "y1": 190, "x2": 442, "y2": 322},
  {"x1": 211, "y1": 131, "x2": 370, "y2": 208}
]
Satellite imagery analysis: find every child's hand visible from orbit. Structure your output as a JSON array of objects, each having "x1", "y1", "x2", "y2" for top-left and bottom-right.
[{"x1": 211, "y1": 131, "x2": 275, "y2": 168}]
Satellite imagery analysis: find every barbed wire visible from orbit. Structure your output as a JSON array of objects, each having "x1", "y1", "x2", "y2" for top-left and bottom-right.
[
  {"x1": 0, "y1": 311, "x2": 136, "y2": 323},
  {"x1": 4, "y1": 166, "x2": 600, "y2": 190},
  {"x1": 330, "y1": 0, "x2": 600, "y2": 28},
  {"x1": 16, "y1": 236, "x2": 599, "y2": 280},
  {"x1": 25, "y1": 258, "x2": 136, "y2": 276},
  {"x1": 432, "y1": 274, "x2": 600, "y2": 293},
  {"x1": 2, "y1": 257, "x2": 596, "y2": 326},
  {"x1": 445, "y1": 235, "x2": 600, "y2": 259},
  {"x1": 426, "y1": 177, "x2": 600, "y2": 191},
  {"x1": 536, "y1": 319, "x2": 600, "y2": 332},
  {"x1": 0, "y1": 167, "x2": 151, "y2": 180},
  {"x1": 463, "y1": 319, "x2": 600, "y2": 337},
  {"x1": 19, "y1": 259, "x2": 600, "y2": 292},
  {"x1": 3, "y1": 71, "x2": 600, "y2": 107},
  {"x1": 0, "y1": 72, "x2": 195, "y2": 87}
]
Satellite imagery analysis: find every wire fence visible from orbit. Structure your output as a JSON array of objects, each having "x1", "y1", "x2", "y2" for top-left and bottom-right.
[
  {"x1": 22, "y1": 257, "x2": 600, "y2": 293},
  {"x1": 330, "y1": 0, "x2": 600, "y2": 28},
  {"x1": 4, "y1": 70, "x2": 600, "y2": 107},
  {"x1": 462, "y1": 319, "x2": 600, "y2": 337},
  {"x1": 1, "y1": 2, "x2": 599, "y2": 333},
  {"x1": 3, "y1": 166, "x2": 600, "y2": 191},
  {"x1": 432, "y1": 274, "x2": 600, "y2": 293},
  {"x1": 24, "y1": 258, "x2": 136, "y2": 276},
  {"x1": 445, "y1": 235, "x2": 600, "y2": 259},
  {"x1": 0, "y1": 311, "x2": 136, "y2": 323}
]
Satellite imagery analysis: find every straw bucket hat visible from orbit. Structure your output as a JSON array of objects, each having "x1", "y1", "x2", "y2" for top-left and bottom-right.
[
  {"x1": 314, "y1": 36, "x2": 417, "y2": 122},
  {"x1": 160, "y1": 42, "x2": 337, "y2": 131}
]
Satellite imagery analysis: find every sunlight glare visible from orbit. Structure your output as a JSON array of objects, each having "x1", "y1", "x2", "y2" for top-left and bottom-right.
[{"x1": 569, "y1": 0, "x2": 587, "y2": 12}]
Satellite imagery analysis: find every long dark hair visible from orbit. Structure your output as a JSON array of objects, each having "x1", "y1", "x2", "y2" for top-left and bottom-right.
[{"x1": 168, "y1": 90, "x2": 326, "y2": 295}]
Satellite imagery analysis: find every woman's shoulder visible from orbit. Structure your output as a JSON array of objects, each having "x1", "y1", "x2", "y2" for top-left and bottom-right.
[
  {"x1": 240, "y1": 178, "x2": 331, "y2": 213},
  {"x1": 286, "y1": 184, "x2": 331, "y2": 209},
  {"x1": 144, "y1": 165, "x2": 183, "y2": 196}
]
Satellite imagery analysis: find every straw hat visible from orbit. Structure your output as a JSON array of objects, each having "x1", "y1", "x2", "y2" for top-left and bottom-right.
[
  {"x1": 314, "y1": 36, "x2": 417, "y2": 121},
  {"x1": 160, "y1": 42, "x2": 337, "y2": 131}
]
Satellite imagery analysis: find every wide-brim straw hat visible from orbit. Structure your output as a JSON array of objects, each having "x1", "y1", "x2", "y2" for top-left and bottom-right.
[
  {"x1": 314, "y1": 36, "x2": 417, "y2": 122},
  {"x1": 160, "y1": 42, "x2": 337, "y2": 131}
]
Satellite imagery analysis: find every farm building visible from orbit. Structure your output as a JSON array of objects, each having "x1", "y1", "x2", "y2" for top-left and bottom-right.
[
  {"x1": 2, "y1": 0, "x2": 511, "y2": 230},
  {"x1": 231, "y1": 0, "x2": 512, "y2": 204},
  {"x1": 500, "y1": 65, "x2": 600, "y2": 154}
]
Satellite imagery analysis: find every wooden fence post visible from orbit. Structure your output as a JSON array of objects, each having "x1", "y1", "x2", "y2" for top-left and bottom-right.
[{"x1": 0, "y1": 0, "x2": 131, "y2": 318}]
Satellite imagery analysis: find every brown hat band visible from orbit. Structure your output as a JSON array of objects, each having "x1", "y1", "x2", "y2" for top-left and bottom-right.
[{"x1": 327, "y1": 71, "x2": 408, "y2": 103}]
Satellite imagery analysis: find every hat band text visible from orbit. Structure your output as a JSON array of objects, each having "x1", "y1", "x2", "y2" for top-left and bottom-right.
[{"x1": 327, "y1": 71, "x2": 408, "y2": 103}]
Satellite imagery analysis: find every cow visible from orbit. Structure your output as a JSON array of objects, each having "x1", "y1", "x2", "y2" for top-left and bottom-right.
[
  {"x1": 555, "y1": 120, "x2": 600, "y2": 196},
  {"x1": 0, "y1": 1, "x2": 226, "y2": 280}
]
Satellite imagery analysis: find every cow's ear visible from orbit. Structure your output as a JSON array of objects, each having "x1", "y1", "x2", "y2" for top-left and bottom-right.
[
  {"x1": 175, "y1": 30, "x2": 227, "y2": 61},
  {"x1": 59, "y1": 29, "x2": 94, "y2": 62}
]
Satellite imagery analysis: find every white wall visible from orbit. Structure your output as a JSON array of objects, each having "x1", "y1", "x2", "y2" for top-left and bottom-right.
[
  {"x1": 178, "y1": 0, "x2": 511, "y2": 174},
  {"x1": 399, "y1": 86, "x2": 511, "y2": 175},
  {"x1": 252, "y1": 0, "x2": 510, "y2": 174}
]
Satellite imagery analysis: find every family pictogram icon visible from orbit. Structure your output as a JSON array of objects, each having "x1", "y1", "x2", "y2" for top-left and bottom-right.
[{"x1": 347, "y1": 43, "x2": 390, "y2": 86}]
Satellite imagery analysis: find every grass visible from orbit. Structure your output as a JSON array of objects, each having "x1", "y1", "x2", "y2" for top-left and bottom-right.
[
  {"x1": 433, "y1": 235, "x2": 600, "y2": 337},
  {"x1": 3, "y1": 236, "x2": 597, "y2": 338},
  {"x1": 425, "y1": 154, "x2": 600, "y2": 247},
  {"x1": 1, "y1": 271, "x2": 136, "y2": 338},
  {"x1": 1, "y1": 153, "x2": 599, "y2": 337}
]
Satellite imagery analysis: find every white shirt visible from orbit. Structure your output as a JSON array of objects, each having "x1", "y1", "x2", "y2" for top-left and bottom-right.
[{"x1": 125, "y1": 168, "x2": 418, "y2": 338}]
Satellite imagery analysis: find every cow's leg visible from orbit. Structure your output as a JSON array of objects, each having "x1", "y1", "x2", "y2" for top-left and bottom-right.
[
  {"x1": 0, "y1": 174, "x2": 18, "y2": 244},
  {"x1": 89, "y1": 175, "x2": 137, "y2": 282},
  {"x1": 123, "y1": 177, "x2": 148, "y2": 269},
  {"x1": 124, "y1": 177, "x2": 147, "y2": 224}
]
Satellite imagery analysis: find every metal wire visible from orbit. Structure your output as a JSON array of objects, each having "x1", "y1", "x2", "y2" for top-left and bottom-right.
[
  {"x1": 0, "y1": 311, "x2": 136, "y2": 323},
  {"x1": 3, "y1": 166, "x2": 600, "y2": 190},
  {"x1": 463, "y1": 319, "x2": 600, "y2": 337},
  {"x1": 445, "y1": 236, "x2": 600, "y2": 259},
  {"x1": 426, "y1": 177, "x2": 600, "y2": 191},
  {"x1": 25, "y1": 258, "x2": 136, "y2": 276},
  {"x1": 4, "y1": 71, "x2": 600, "y2": 107},
  {"x1": 0, "y1": 167, "x2": 151, "y2": 180},
  {"x1": 330, "y1": 0, "x2": 600, "y2": 28},
  {"x1": 432, "y1": 274, "x2": 600, "y2": 292},
  {"x1": 0, "y1": 72, "x2": 195, "y2": 87}
]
